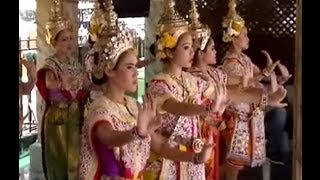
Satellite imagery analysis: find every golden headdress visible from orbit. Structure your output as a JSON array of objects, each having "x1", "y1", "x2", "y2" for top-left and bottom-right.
[
  {"x1": 46, "y1": 0, "x2": 72, "y2": 45},
  {"x1": 222, "y1": 0, "x2": 245, "y2": 42},
  {"x1": 155, "y1": 0, "x2": 189, "y2": 59},
  {"x1": 189, "y1": 0, "x2": 211, "y2": 50},
  {"x1": 88, "y1": 0, "x2": 106, "y2": 42},
  {"x1": 93, "y1": 0, "x2": 135, "y2": 74}
]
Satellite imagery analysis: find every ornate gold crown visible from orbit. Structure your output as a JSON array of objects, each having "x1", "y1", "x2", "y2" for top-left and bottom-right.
[
  {"x1": 222, "y1": 0, "x2": 245, "y2": 42},
  {"x1": 46, "y1": 0, "x2": 72, "y2": 45},
  {"x1": 88, "y1": 1, "x2": 106, "y2": 42},
  {"x1": 155, "y1": 0, "x2": 189, "y2": 59},
  {"x1": 93, "y1": 0, "x2": 135, "y2": 73},
  {"x1": 189, "y1": 0, "x2": 211, "y2": 50}
]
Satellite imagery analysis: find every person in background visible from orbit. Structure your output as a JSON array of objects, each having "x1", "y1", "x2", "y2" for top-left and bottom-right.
[
  {"x1": 19, "y1": 59, "x2": 37, "y2": 131},
  {"x1": 265, "y1": 58, "x2": 292, "y2": 165}
]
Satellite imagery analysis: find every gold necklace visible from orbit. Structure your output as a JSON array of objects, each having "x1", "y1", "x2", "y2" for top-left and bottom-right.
[
  {"x1": 166, "y1": 71, "x2": 197, "y2": 104},
  {"x1": 167, "y1": 72, "x2": 184, "y2": 87},
  {"x1": 166, "y1": 72, "x2": 189, "y2": 97},
  {"x1": 104, "y1": 95, "x2": 136, "y2": 125}
]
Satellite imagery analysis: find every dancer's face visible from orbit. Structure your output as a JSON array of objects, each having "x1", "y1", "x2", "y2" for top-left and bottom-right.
[
  {"x1": 233, "y1": 26, "x2": 249, "y2": 50},
  {"x1": 53, "y1": 29, "x2": 74, "y2": 56},
  {"x1": 107, "y1": 49, "x2": 139, "y2": 92},
  {"x1": 166, "y1": 33, "x2": 195, "y2": 68},
  {"x1": 201, "y1": 38, "x2": 217, "y2": 65}
]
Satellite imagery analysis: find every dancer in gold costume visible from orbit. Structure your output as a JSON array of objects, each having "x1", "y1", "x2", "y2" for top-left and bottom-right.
[
  {"x1": 220, "y1": 0, "x2": 290, "y2": 180},
  {"x1": 36, "y1": 0, "x2": 90, "y2": 179},
  {"x1": 143, "y1": 0, "x2": 231, "y2": 179},
  {"x1": 79, "y1": 1, "x2": 215, "y2": 179},
  {"x1": 80, "y1": 2, "x2": 154, "y2": 178},
  {"x1": 187, "y1": 2, "x2": 228, "y2": 179},
  {"x1": 187, "y1": 1, "x2": 289, "y2": 179}
]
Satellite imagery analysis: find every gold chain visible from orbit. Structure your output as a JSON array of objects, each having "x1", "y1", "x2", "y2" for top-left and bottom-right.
[
  {"x1": 166, "y1": 72, "x2": 185, "y2": 89},
  {"x1": 104, "y1": 95, "x2": 136, "y2": 125},
  {"x1": 166, "y1": 72, "x2": 190, "y2": 99}
]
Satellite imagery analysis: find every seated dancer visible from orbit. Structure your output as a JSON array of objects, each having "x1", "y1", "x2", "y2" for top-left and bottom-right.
[
  {"x1": 35, "y1": 0, "x2": 90, "y2": 179},
  {"x1": 79, "y1": 1, "x2": 214, "y2": 179},
  {"x1": 19, "y1": 59, "x2": 37, "y2": 131},
  {"x1": 220, "y1": 0, "x2": 289, "y2": 180}
]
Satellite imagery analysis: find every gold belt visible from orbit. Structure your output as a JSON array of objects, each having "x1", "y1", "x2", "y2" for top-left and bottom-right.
[{"x1": 162, "y1": 132, "x2": 204, "y2": 153}]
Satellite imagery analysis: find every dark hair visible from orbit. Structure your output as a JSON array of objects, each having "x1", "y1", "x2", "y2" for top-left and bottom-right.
[
  {"x1": 149, "y1": 35, "x2": 161, "y2": 56},
  {"x1": 149, "y1": 43, "x2": 156, "y2": 56},
  {"x1": 88, "y1": 36, "x2": 95, "y2": 46},
  {"x1": 92, "y1": 74, "x2": 107, "y2": 85},
  {"x1": 93, "y1": 52, "x2": 99, "y2": 65},
  {"x1": 91, "y1": 52, "x2": 106, "y2": 85}
]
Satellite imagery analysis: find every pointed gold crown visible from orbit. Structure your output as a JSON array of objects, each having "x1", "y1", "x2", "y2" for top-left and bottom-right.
[
  {"x1": 189, "y1": 0, "x2": 211, "y2": 50},
  {"x1": 93, "y1": 0, "x2": 135, "y2": 74},
  {"x1": 155, "y1": 0, "x2": 189, "y2": 59},
  {"x1": 88, "y1": 0, "x2": 106, "y2": 42},
  {"x1": 98, "y1": 0, "x2": 118, "y2": 37},
  {"x1": 46, "y1": 0, "x2": 72, "y2": 45},
  {"x1": 222, "y1": 0, "x2": 245, "y2": 42}
]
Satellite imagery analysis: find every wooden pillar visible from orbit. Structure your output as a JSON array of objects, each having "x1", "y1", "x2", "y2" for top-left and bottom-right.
[{"x1": 292, "y1": 0, "x2": 302, "y2": 179}]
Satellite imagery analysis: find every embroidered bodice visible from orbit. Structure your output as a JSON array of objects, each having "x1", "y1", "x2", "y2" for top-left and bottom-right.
[{"x1": 44, "y1": 56, "x2": 84, "y2": 99}]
